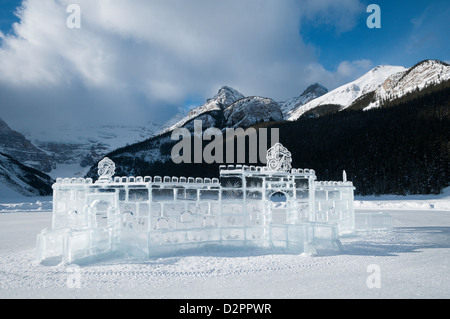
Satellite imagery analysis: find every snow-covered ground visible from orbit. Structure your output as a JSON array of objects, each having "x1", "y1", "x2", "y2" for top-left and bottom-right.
[
  {"x1": 0, "y1": 191, "x2": 449, "y2": 299},
  {"x1": 355, "y1": 187, "x2": 450, "y2": 211}
]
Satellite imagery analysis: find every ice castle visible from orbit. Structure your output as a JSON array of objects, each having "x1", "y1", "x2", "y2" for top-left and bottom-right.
[{"x1": 37, "y1": 143, "x2": 355, "y2": 264}]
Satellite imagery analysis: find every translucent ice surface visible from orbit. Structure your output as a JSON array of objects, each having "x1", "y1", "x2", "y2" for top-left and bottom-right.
[{"x1": 37, "y1": 146, "x2": 357, "y2": 264}]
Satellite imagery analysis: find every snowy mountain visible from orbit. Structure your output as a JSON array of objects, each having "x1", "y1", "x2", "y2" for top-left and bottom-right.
[
  {"x1": 364, "y1": 60, "x2": 450, "y2": 110},
  {"x1": 287, "y1": 65, "x2": 407, "y2": 121},
  {"x1": 224, "y1": 96, "x2": 283, "y2": 128},
  {"x1": 0, "y1": 120, "x2": 163, "y2": 197},
  {"x1": 0, "y1": 153, "x2": 54, "y2": 198},
  {"x1": 0, "y1": 118, "x2": 54, "y2": 173},
  {"x1": 287, "y1": 60, "x2": 450, "y2": 120},
  {"x1": 162, "y1": 84, "x2": 327, "y2": 132},
  {"x1": 159, "y1": 85, "x2": 286, "y2": 133},
  {"x1": 280, "y1": 83, "x2": 328, "y2": 119},
  {"x1": 24, "y1": 122, "x2": 162, "y2": 179},
  {"x1": 0, "y1": 115, "x2": 163, "y2": 180},
  {"x1": 161, "y1": 86, "x2": 245, "y2": 134}
]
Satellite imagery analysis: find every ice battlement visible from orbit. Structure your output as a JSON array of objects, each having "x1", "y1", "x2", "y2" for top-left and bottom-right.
[
  {"x1": 55, "y1": 176, "x2": 221, "y2": 186},
  {"x1": 315, "y1": 181, "x2": 354, "y2": 187},
  {"x1": 37, "y1": 144, "x2": 356, "y2": 264},
  {"x1": 54, "y1": 166, "x2": 321, "y2": 188},
  {"x1": 219, "y1": 165, "x2": 316, "y2": 176},
  {"x1": 55, "y1": 178, "x2": 94, "y2": 185}
]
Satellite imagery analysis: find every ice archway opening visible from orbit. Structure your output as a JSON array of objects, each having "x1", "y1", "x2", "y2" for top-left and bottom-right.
[{"x1": 269, "y1": 192, "x2": 288, "y2": 224}]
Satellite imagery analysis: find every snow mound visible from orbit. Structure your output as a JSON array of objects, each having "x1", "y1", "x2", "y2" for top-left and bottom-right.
[{"x1": 0, "y1": 200, "x2": 53, "y2": 213}]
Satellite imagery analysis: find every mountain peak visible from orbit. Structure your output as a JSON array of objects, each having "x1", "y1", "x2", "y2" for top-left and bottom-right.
[
  {"x1": 412, "y1": 59, "x2": 449, "y2": 68},
  {"x1": 279, "y1": 83, "x2": 329, "y2": 118},
  {"x1": 213, "y1": 86, "x2": 245, "y2": 107},
  {"x1": 0, "y1": 118, "x2": 11, "y2": 131},
  {"x1": 161, "y1": 86, "x2": 245, "y2": 134},
  {"x1": 287, "y1": 65, "x2": 407, "y2": 121},
  {"x1": 218, "y1": 85, "x2": 241, "y2": 93},
  {"x1": 302, "y1": 83, "x2": 328, "y2": 96}
]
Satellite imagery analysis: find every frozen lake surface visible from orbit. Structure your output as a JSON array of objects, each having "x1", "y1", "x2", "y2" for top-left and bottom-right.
[{"x1": 0, "y1": 206, "x2": 449, "y2": 299}]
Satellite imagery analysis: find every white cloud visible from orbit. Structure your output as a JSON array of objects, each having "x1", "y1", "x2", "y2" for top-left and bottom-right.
[
  {"x1": 300, "y1": 0, "x2": 365, "y2": 32},
  {"x1": 336, "y1": 59, "x2": 373, "y2": 78},
  {"x1": 0, "y1": 0, "x2": 368, "y2": 131},
  {"x1": 302, "y1": 59, "x2": 374, "y2": 91}
]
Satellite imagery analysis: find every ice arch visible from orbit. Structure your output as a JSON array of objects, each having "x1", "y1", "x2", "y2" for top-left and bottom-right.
[{"x1": 269, "y1": 191, "x2": 288, "y2": 224}]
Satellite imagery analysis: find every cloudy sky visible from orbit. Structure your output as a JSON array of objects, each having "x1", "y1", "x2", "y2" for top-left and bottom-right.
[{"x1": 0, "y1": 0, "x2": 449, "y2": 132}]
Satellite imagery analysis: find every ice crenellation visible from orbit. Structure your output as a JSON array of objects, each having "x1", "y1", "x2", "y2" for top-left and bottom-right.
[
  {"x1": 36, "y1": 145, "x2": 362, "y2": 264},
  {"x1": 53, "y1": 171, "x2": 355, "y2": 188}
]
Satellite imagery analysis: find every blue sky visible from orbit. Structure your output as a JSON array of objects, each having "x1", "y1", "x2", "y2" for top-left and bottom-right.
[
  {"x1": 0, "y1": 0, "x2": 448, "y2": 131},
  {"x1": 0, "y1": 0, "x2": 21, "y2": 35},
  {"x1": 302, "y1": 0, "x2": 450, "y2": 70}
]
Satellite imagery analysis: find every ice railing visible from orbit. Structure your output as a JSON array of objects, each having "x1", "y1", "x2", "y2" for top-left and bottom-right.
[
  {"x1": 220, "y1": 164, "x2": 316, "y2": 175},
  {"x1": 315, "y1": 181, "x2": 354, "y2": 187}
]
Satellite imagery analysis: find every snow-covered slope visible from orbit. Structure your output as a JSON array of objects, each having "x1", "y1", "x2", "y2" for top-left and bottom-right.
[
  {"x1": 365, "y1": 60, "x2": 450, "y2": 110},
  {"x1": 0, "y1": 118, "x2": 54, "y2": 173},
  {"x1": 224, "y1": 96, "x2": 283, "y2": 128},
  {"x1": 0, "y1": 153, "x2": 54, "y2": 198},
  {"x1": 159, "y1": 86, "x2": 284, "y2": 132},
  {"x1": 288, "y1": 65, "x2": 407, "y2": 121},
  {"x1": 280, "y1": 83, "x2": 328, "y2": 119}
]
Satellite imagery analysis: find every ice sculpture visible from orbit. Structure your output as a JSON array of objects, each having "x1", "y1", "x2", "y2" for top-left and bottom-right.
[
  {"x1": 266, "y1": 143, "x2": 292, "y2": 172},
  {"x1": 36, "y1": 144, "x2": 356, "y2": 264},
  {"x1": 97, "y1": 157, "x2": 115, "y2": 183}
]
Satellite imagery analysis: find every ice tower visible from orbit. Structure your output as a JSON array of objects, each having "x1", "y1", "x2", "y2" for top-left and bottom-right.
[{"x1": 36, "y1": 144, "x2": 355, "y2": 264}]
